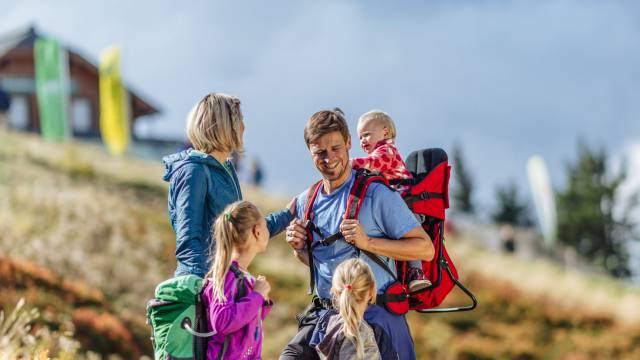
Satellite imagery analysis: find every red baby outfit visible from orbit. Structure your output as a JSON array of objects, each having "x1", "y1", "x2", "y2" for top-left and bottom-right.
[
  {"x1": 352, "y1": 139, "x2": 412, "y2": 193},
  {"x1": 352, "y1": 139, "x2": 430, "y2": 287}
]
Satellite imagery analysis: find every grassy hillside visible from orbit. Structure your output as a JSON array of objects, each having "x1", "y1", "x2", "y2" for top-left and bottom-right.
[{"x1": 1, "y1": 128, "x2": 640, "y2": 359}]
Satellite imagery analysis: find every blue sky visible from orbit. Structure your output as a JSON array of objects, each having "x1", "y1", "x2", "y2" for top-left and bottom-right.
[{"x1": 2, "y1": 0, "x2": 639, "y2": 213}]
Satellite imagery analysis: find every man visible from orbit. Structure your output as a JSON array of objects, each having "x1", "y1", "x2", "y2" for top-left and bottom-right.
[{"x1": 281, "y1": 108, "x2": 434, "y2": 360}]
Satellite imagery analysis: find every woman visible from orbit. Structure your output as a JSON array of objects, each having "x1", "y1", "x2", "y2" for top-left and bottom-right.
[{"x1": 162, "y1": 93, "x2": 292, "y2": 277}]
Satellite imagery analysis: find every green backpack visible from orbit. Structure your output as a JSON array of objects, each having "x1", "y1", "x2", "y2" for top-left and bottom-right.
[{"x1": 146, "y1": 266, "x2": 246, "y2": 360}]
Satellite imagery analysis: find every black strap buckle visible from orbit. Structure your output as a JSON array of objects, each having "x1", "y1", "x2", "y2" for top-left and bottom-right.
[
  {"x1": 307, "y1": 221, "x2": 324, "y2": 238},
  {"x1": 308, "y1": 222, "x2": 343, "y2": 249}
]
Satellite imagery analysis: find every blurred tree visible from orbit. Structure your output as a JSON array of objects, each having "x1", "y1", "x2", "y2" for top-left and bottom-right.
[
  {"x1": 557, "y1": 141, "x2": 639, "y2": 278},
  {"x1": 492, "y1": 180, "x2": 533, "y2": 227},
  {"x1": 452, "y1": 143, "x2": 475, "y2": 214}
]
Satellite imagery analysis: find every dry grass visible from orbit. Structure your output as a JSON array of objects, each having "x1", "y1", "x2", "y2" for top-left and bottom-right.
[
  {"x1": 0, "y1": 298, "x2": 81, "y2": 360},
  {"x1": 0, "y1": 129, "x2": 174, "y2": 314},
  {"x1": 2, "y1": 128, "x2": 640, "y2": 359},
  {"x1": 450, "y1": 233, "x2": 640, "y2": 326}
]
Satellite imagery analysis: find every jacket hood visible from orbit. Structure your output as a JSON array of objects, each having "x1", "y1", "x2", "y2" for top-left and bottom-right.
[{"x1": 162, "y1": 150, "x2": 226, "y2": 181}]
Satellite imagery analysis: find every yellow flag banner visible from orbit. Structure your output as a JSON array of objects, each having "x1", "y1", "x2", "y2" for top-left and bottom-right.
[{"x1": 99, "y1": 46, "x2": 130, "y2": 155}]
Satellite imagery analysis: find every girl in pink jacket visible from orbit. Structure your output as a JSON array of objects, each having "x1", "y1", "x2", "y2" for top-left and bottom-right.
[{"x1": 202, "y1": 201, "x2": 273, "y2": 360}]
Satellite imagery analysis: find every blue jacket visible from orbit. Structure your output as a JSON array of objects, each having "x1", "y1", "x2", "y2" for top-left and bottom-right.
[{"x1": 163, "y1": 150, "x2": 292, "y2": 277}]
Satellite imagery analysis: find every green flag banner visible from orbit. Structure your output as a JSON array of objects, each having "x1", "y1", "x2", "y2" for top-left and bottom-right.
[{"x1": 34, "y1": 37, "x2": 70, "y2": 142}]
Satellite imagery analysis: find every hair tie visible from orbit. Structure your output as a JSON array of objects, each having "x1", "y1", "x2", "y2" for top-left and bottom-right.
[
  {"x1": 344, "y1": 284, "x2": 352, "y2": 291},
  {"x1": 225, "y1": 212, "x2": 232, "y2": 221}
]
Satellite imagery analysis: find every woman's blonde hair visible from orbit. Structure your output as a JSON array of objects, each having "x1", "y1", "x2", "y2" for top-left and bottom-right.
[
  {"x1": 331, "y1": 258, "x2": 376, "y2": 359},
  {"x1": 186, "y1": 93, "x2": 244, "y2": 154},
  {"x1": 358, "y1": 110, "x2": 397, "y2": 139},
  {"x1": 206, "y1": 201, "x2": 262, "y2": 302}
]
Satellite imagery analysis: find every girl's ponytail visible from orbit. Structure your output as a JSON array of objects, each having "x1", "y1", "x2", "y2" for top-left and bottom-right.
[
  {"x1": 331, "y1": 259, "x2": 377, "y2": 360},
  {"x1": 210, "y1": 212, "x2": 236, "y2": 302},
  {"x1": 206, "y1": 201, "x2": 262, "y2": 302},
  {"x1": 338, "y1": 283, "x2": 364, "y2": 358}
]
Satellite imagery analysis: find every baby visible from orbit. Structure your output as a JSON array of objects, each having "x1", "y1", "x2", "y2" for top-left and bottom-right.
[{"x1": 352, "y1": 110, "x2": 430, "y2": 292}]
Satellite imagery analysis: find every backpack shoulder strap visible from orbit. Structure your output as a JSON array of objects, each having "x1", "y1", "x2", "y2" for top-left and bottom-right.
[
  {"x1": 217, "y1": 263, "x2": 247, "y2": 360},
  {"x1": 302, "y1": 181, "x2": 323, "y2": 294},
  {"x1": 228, "y1": 263, "x2": 247, "y2": 299},
  {"x1": 345, "y1": 171, "x2": 400, "y2": 281},
  {"x1": 344, "y1": 170, "x2": 389, "y2": 220},
  {"x1": 303, "y1": 181, "x2": 323, "y2": 221}
]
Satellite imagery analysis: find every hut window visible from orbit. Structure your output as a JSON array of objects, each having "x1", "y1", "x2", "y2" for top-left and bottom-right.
[
  {"x1": 71, "y1": 97, "x2": 91, "y2": 134},
  {"x1": 8, "y1": 95, "x2": 28, "y2": 130}
]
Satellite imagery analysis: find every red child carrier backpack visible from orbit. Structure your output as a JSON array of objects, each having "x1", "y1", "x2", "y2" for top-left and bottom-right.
[
  {"x1": 396, "y1": 148, "x2": 477, "y2": 313},
  {"x1": 302, "y1": 148, "x2": 477, "y2": 315}
]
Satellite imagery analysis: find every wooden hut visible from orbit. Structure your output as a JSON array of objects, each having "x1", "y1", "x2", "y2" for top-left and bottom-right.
[{"x1": 0, "y1": 25, "x2": 159, "y2": 139}]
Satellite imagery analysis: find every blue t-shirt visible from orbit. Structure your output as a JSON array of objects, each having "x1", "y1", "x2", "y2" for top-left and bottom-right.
[{"x1": 295, "y1": 170, "x2": 420, "y2": 299}]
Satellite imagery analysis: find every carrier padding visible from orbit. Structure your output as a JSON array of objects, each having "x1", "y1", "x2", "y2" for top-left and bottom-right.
[{"x1": 405, "y1": 148, "x2": 450, "y2": 219}]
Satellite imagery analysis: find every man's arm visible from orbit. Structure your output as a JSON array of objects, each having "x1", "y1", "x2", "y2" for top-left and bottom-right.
[
  {"x1": 340, "y1": 220, "x2": 434, "y2": 261},
  {"x1": 367, "y1": 225, "x2": 433, "y2": 261}
]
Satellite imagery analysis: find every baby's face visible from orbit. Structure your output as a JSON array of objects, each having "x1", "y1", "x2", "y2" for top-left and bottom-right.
[{"x1": 357, "y1": 119, "x2": 389, "y2": 154}]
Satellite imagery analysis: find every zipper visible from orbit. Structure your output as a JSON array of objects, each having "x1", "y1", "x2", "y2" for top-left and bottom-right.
[{"x1": 222, "y1": 160, "x2": 240, "y2": 200}]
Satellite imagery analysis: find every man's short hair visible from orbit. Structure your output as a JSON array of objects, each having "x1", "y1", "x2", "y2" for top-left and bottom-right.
[{"x1": 304, "y1": 108, "x2": 350, "y2": 147}]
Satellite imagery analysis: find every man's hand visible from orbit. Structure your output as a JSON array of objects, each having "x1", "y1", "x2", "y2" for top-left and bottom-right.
[
  {"x1": 340, "y1": 219, "x2": 370, "y2": 250},
  {"x1": 285, "y1": 219, "x2": 307, "y2": 251}
]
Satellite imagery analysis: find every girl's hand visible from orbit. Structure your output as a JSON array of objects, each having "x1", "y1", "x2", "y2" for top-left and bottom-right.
[
  {"x1": 254, "y1": 275, "x2": 271, "y2": 300},
  {"x1": 340, "y1": 219, "x2": 370, "y2": 250}
]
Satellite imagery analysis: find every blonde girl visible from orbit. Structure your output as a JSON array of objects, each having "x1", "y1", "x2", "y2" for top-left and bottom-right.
[
  {"x1": 316, "y1": 259, "x2": 396, "y2": 360},
  {"x1": 201, "y1": 201, "x2": 272, "y2": 360}
]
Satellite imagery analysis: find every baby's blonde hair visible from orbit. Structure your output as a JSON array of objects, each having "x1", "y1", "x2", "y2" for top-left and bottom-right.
[
  {"x1": 331, "y1": 259, "x2": 376, "y2": 359},
  {"x1": 186, "y1": 93, "x2": 244, "y2": 154},
  {"x1": 206, "y1": 201, "x2": 262, "y2": 302},
  {"x1": 358, "y1": 110, "x2": 397, "y2": 139}
]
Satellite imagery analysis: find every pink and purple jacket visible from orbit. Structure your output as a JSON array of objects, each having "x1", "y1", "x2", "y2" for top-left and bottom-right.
[
  {"x1": 352, "y1": 139, "x2": 413, "y2": 193},
  {"x1": 202, "y1": 261, "x2": 273, "y2": 360}
]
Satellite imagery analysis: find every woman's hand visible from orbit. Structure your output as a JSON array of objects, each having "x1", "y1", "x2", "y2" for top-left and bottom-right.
[
  {"x1": 254, "y1": 275, "x2": 271, "y2": 300},
  {"x1": 340, "y1": 219, "x2": 370, "y2": 250}
]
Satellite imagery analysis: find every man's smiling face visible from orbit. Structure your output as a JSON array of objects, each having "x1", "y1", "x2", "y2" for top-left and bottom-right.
[{"x1": 309, "y1": 131, "x2": 351, "y2": 182}]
